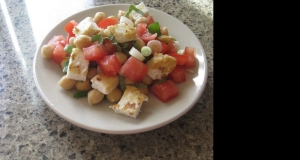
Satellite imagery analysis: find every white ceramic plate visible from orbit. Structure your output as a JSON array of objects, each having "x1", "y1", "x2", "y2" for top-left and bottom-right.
[{"x1": 33, "y1": 4, "x2": 208, "y2": 134}]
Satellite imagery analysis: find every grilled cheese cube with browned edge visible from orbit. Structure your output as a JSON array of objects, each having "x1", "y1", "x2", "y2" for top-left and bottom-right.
[
  {"x1": 73, "y1": 17, "x2": 101, "y2": 37},
  {"x1": 104, "y1": 23, "x2": 137, "y2": 43},
  {"x1": 66, "y1": 48, "x2": 89, "y2": 81},
  {"x1": 129, "y1": 2, "x2": 149, "y2": 21},
  {"x1": 90, "y1": 73, "x2": 119, "y2": 95},
  {"x1": 146, "y1": 53, "x2": 177, "y2": 80},
  {"x1": 109, "y1": 86, "x2": 148, "y2": 118}
]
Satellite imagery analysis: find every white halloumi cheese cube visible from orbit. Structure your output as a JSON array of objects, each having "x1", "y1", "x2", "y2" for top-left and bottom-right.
[
  {"x1": 146, "y1": 53, "x2": 177, "y2": 80},
  {"x1": 73, "y1": 17, "x2": 101, "y2": 37},
  {"x1": 90, "y1": 73, "x2": 119, "y2": 95},
  {"x1": 129, "y1": 2, "x2": 149, "y2": 21},
  {"x1": 66, "y1": 48, "x2": 89, "y2": 81},
  {"x1": 109, "y1": 86, "x2": 148, "y2": 118},
  {"x1": 104, "y1": 23, "x2": 137, "y2": 43}
]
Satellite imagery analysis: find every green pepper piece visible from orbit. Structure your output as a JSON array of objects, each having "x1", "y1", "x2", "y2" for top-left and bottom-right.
[{"x1": 148, "y1": 22, "x2": 161, "y2": 37}]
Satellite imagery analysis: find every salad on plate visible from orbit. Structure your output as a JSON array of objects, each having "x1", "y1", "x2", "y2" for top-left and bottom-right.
[{"x1": 40, "y1": 2, "x2": 196, "y2": 119}]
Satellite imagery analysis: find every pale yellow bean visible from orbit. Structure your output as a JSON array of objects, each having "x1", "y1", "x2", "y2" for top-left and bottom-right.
[
  {"x1": 58, "y1": 75, "x2": 76, "y2": 90},
  {"x1": 161, "y1": 27, "x2": 169, "y2": 35},
  {"x1": 41, "y1": 44, "x2": 54, "y2": 59},
  {"x1": 136, "y1": 38, "x2": 145, "y2": 51},
  {"x1": 87, "y1": 67, "x2": 98, "y2": 80},
  {"x1": 137, "y1": 87, "x2": 148, "y2": 95},
  {"x1": 106, "y1": 88, "x2": 122, "y2": 103},
  {"x1": 117, "y1": 10, "x2": 127, "y2": 20},
  {"x1": 114, "y1": 52, "x2": 128, "y2": 65},
  {"x1": 73, "y1": 35, "x2": 92, "y2": 49},
  {"x1": 93, "y1": 12, "x2": 106, "y2": 24},
  {"x1": 157, "y1": 35, "x2": 173, "y2": 44},
  {"x1": 75, "y1": 79, "x2": 91, "y2": 91},
  {"x1": 88, "y1": 89, "x2": 105, "y2": 105},
  {"x1": 68, "y1": 37, "x2": 76, "y2": 47},
  {"x1": 142, "y1": 75, "x2": 153, "y2": 85},
  {"x1": 124, "y1": 77, "x2": 135, "y2": 85},
  {"x1": 134, "y1": 17, "x2": 148, "y2": 26}
]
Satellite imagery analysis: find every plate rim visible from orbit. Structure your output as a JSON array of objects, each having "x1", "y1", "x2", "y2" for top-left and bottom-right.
[{"x1": 33, "y1": 4, "x2": 208, "y2": 134}]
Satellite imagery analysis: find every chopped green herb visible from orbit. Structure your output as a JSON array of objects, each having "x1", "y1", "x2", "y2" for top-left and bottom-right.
[
  {"x1": 62, "y1": 59, "x2": 69, "y2": 73},
  {"x1": 154, "y1": 79, "x2": 167, "y2": 84},
  {"x1": 92, "y1": 34, "x2": 103, "y2": 45},
  {"x1": 64, "y1": 45, "x2": 74, "y2": 54},
  {"x1": 143, "y1": 54, "x2": 153, "y2": 63},
  {"x1": 73, "y1": 91, "x2": 89, "y2": 98},
  {"x1": 118, "y1": 75, "x2": 127, "y2": 91},
  {"x1": 115, "y1": 44, "x2": 122, "y2": 52},
  {"x1": 109, "y1": 33, "x2": 118, "y2": 45},
  {"x1": 132, "y1": 83, "x2": 147, "y2": 88},
  {"x1": 125, "y1": 5, "x2": 144, "y2": 17}
]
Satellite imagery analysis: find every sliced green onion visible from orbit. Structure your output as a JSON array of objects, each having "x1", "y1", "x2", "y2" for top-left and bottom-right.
[
  {"x1": 92, "y1": 34, "x2": 103, "y2": 44},
  {"x1": 62, "y1": 59, "x2": 69, "y2": 73},
  {"x1": 141, "y1": 46, "x2": 152, "y2": 57},
  {"x1": 129, "y1": 47, "x2": 145, "y2": 61},
  {"x1": 73, "y1": 91, "x2": 89, "y2": 98},
  {"x1": 64, "y1": 45, "x2": 74, "y2": 54},
  {"x1": 125, "y1": 5, "x2": 145, "y2": 17},
  {"x1": 148, "y1": 22, "x2": 161, "y2": 36},
  {"x1": 147, "y1": 40, "x2": 162, "y2": 54}
]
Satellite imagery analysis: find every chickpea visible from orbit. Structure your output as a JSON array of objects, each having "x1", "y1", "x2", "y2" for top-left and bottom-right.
[
  {"x1": 93, "y1": 12, "x2": 106, "y2": 24},
  {"x1": 60, "y1": 58, "x2": 68, "y2": 68},
  {"x1": 142, "y1": 75, "x2": 153, "y2": 85},
  {"x1": 106, "y1": 88, "x2": 122, "y2": 103},
  {"x1": 68, "y1": 37, "x2": 76, "y2": 47},
  {"x1": 41, "y1": 44, "x2": 54, "y2": 59},
  {"x1": 75, "y1": 79, "x2": 92, "y2": 91},
  {"x1": 157, "y1": 35, "x2": 173, "y2": 43},
  {"x1": 58, "y1": 75, "x2": 76, "y2": 90},
  {"x1": 137, "y1": 87, "x2": 148, "y2": 95},
  {"x1": 73, "y1": 35, "x2": 92, "y2": 49},
  {"x1": 88, "y1": 89, "x2": 105, "y2": 105},
  {"x1": 87, "y1": 67, "x2": 98, "y2": 80},
  {"x1": 134, "y1": 17, "x2": 148, "y2": 26},
  {"x1": 114, "y1": 52, "x2": 128, "y2": 65},
  {"x1": 124, "y1": 77, "x2": 135, "y2": 85},
  {"x1": 161, "y1": 27, "x2": 169, "y2": 35},
  {"x1": 117, "y1": 10, "x2": 127, "y2": 20},
  {"x1": 136, "y1": 38, "x2": 145, "y2": 51}
]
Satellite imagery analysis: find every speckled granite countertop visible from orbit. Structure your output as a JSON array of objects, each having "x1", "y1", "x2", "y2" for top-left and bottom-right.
[{"x1": 0, "y1": 0, "x2": 213, "y2": 159}]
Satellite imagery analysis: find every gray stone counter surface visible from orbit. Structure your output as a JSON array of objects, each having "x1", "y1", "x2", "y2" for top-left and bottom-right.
[{"x1": 0, "y1": 0, "x2": 213, "y2": 159}]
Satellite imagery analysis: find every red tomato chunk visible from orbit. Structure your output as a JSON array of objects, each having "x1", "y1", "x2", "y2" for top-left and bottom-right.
[
  {"x1": 168, "y1": 66, "x2": 186, "y2": 84},
  {"x1": 98, "y1": 17, "x2": 118, "y2": 29},
  {"x1": 97, "y1": 54, "x2": 121, "y2": 77},
  {"x1": 83, "y1": 43, "x2": 108, "y2": 61},
  {"x1": 47, "y1": 35, "x2": 67, "y2": 47},
  {"x1": 150, "y1": 80, "x2": 179, "y2": 103},
  {"x1": 119, "y1": 57, "x2": 148, "y2": 82},
  {"x1": 51, "y1": 43, "x2": 68, "y2": 65},
  {"x1": 182, "y1": 46, "x2": 196, "y2": 68},
  {"x1": 167, "y1": 53, "x2": 188, "y2": 65}
]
